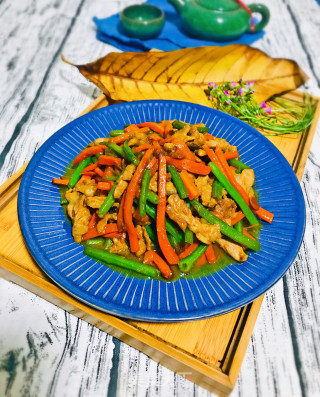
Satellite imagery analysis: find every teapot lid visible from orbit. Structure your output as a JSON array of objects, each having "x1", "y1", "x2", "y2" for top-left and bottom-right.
[{"x1": 196, "y1": 0, "x2": 239, "y2": 11}]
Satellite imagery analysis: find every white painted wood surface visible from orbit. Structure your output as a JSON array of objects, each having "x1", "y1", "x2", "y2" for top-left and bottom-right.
[{"x1": 0, "y1": 0, "x2": 319, "y2": 395}]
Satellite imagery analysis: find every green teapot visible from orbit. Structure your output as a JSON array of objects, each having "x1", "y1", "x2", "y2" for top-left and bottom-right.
[{"x1": 168, "y1": 0, "x2": 270, "y2": 41}]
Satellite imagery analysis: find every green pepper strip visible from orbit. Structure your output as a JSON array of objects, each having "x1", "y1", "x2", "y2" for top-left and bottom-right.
[
  {"x1": 98, "y1": 168, "x2": 125, "y2": 218},
  {"x1": 178, "y1": 244, "x2": 208, "y2": 273},
  {"x1": 109, "y1": 129, "x2": 125, "y2": 137},
  {"x1": 167, "y1": 165, "x2": 189, "y2": 199},
  {"x1": 60, "y1": 198, "x2": 68, "y2": 205},
  {"x1": 139, "y1": 169, "x2": 151, "y2": 217},
  {"x1": 196, "y1": 126, "x2": 209, "y2": 133},
  {"x1": 123, "y1": 140, "x2": 139, "y2": 166},
  {"x1": 107, "y1": 142, "x2": 125, "y2": 157},
  {"x1": 209, "y1": 162, "x2": 258, "y2": 226},
  {"x1": 228, "y1": 159, "x2": 250, "y2": 174},
  {"x1": 184, "y1": 201, "x2": 194, "y2": 244},
  {"x1": 212, "y1": 180, "x2": 224, "y2": 200},
  {"x1": 104, "y1": 175, "x2": 118, "y2": 181},
  {"x1": 84, "y1": 246, "x2": 160, "y2": 278},
  {"x1": 104, "y1": 238, "x2": 113, "y2": 251},
  {"x1": 147, "y1": 190, "x2": 159, "y2": 205},
  {"x1": 144, "y1": 201, "x2": 184, "y2": 242},
  {"x1": 68, "y1": 157, "x2": 92, "y2": 188},
  {"x1": 190, "y1": 199, "x2": 261, "y2": 251},
  {"x1": 85, "y1": 237, "x2": 106, "y2": 246},
  {"x1": 234, "y1": 219, "x2": 243, "y2": 233}
]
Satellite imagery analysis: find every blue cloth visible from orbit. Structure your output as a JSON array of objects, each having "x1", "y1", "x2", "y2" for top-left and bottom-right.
[{"x1": 93, "y1": 0, "x2": 264, "y2": 52}]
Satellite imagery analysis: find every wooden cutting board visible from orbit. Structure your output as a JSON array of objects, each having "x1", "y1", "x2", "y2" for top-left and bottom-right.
[{"x1": 0, "y1": 91, "x2": 319, "y2": 395}]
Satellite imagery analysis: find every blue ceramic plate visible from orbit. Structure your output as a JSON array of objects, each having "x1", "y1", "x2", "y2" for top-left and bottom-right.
[{"x1": 18, "y1": 100, "x2": 305, "y2": 321}]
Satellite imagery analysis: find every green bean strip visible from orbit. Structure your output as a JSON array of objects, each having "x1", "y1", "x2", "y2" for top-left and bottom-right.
[
  {"x1": 209, "y1": 162, "x2": 258, "y2": 225},
  {"x1": 68, "y1": 157, "x2": 92, "y2": 188},
  {"x1": 178, "y1": 244, "x2": 208, "y2": 273},
  {"x1": 98, "y1": 168, "x2": 126, "y2": 218},
  {"x1": 212, "y1": 180, "x2": 224, "y2": 200},
  {"x1": 167, "y1": 232, "x2": 179, "y2": 248},
  {"x1": 228, "y1": 159, "x2": 250, "y2": 174},
  {"x1": 107, "y1": 142, "x2": 125, "y2": 157},
  {"x1": 167, "y1": 165, "x2": 189, "y2": 199},
  {"x1": 84, "y1": 246, "x2": 160, "y2": 278},
  {"x1": 172, "y1": 120, "x2": 209, "y2": 133},
  {"x1": 104, "y1": 175, "x2": 118, "y2": 181},
  {"x1": 144, "y1": 201, "x2": 184, "y2": 242},
  {"x1": 234, "y1": 219, "x2": 243, "y2": 233},
  {"x1": 190, "y1": 199, "x2": 261, "y2": 251},
  {"x1": 184, "y1": 200, "x2": 193, "y2": 244},
  {"x1": 123, "y1": 140, "x2": 139, "y2": 166},
  {"x1": 196, "y1": 126, "x2": 209, "y2": 133},
  {"x1": 109, "y1": 129, "x2": 125, "y2": 137},
  {"x1": 145, "y1": 225, "x2": 158, "y2": 244},
  {"x1": 85, "y1": 237, "x2": 105, "y2": 246},
  {"x1": 147, "y1": 190, "x2": 159, "y2": 205},
  {"x1": 139, "y1": 169, "x2": 151, "y2": 217}
]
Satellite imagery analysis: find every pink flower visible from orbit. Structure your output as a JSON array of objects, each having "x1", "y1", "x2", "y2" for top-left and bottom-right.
[
  {"x1": 208, "y1": 82, "x2": 217, "y2": 89},
  {"x1": 231, "y1": 81, "x2": 236, "y2": 88},
  {"x1": 238, "y1": 88, "x2": 244, "y2": 96},
  {"x1": 226, "y1": 100, "x2": 231, "y2": 105},
  {"x1": 245, "y1": 81, "x2": 254, "y2": 89},
  {"x1": 265, "y1": 107, "x2": 272, "y2": 115},
  {"x1": 260, "y1": 101, "x2": 267, "y2": 108},
  {"x1": 209, "y1": 95, "x2": 213, "y2": 100},
  {"x1": 239, "y1": 99, "x2": 242, "y2": 104},
  {"x1": 224, "y1": 90, "x2": 229, "y2": 96}
]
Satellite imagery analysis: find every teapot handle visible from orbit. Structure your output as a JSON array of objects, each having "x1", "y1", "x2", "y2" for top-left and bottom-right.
[{"x1": 247, "y1": 4, "x2": 270, "y2": 32}]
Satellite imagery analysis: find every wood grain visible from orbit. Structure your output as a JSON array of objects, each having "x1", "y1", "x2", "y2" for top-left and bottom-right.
[{"x1": 0, "y1": 0, "x2": 319, "y2": 396}]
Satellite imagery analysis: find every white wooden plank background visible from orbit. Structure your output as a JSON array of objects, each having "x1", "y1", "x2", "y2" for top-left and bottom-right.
[{"x1": 0, "y1": 0, "x2": 319, "y2": 396}]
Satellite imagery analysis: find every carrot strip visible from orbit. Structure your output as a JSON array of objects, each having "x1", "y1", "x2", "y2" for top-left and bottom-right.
[
  {"x1": 82, "y1": 223, "x2": 119, "y2": 241},
  {"x1": 144, "y1": 250, "x2": 173, "y2": 279},
  {"x1": 157, "y1": 156, "x2": 179, "y2": 265},
  {"x1": 215, "y1": 146, "x2": 274, "y2": 223},
  {"x1": 133, "y1": 207, "x2": 149, "y2": 224},
  {"x1": 103, "y1": 231, "x2": 124, "y2": 238},
  {"x1": 138, "y1": 122, "x2": 164, "y2": 135},
  {"x1": 231, "y1": 211, "x2": 245, "y2": 226},
  {"x1": 52, "y1": 178, "x2": 69, "y2": 185},
  {"x1": 135, "y1": 143, "x2": 152, "y2": 153},
  {"x1": 73, "y1": 146, "x2": 106, "y2": 164},
  {"x1": 196, "y1": 253, "x2": 207, "y2": 265},
  {"x1": 124, "y1": 124, "x2": 139, "y2": 133},
  {"x1": 204, "y1": 133, "x2": 215, "y2": 141},
  {"x1": 243, "y1": 229, "x2": 256, "y2": 240},
  {"x1": 88, "y1": 212, "x2": 98, "y2": 230},
  {"x1": 203, "y1": 145, "x2": 224, "y2": 171},
  {"x1": 179, "y1": 243, "x2": 198, "y2": 259},
  {"x1": 81, "y1": 162, "x2": 99, "y2": 173},
  {"x1": 117, "y1": 191, "x2": 127, "y2": 232},
  {"x1": 165, "y1": 157, "x2": 211, "y2": 175},
  {"x1": 168, "y1": 138, "x2": 201, "y2": 162},
  {"x1": 147, "y1": 157, "x2": 158, "y2": 176},
  {"x1": 224, "y1": 151, "x2": 239, "y2": 160},
  {"x1": 164, "y1": 121, "x2": 173, "y2": 138},
  {"x1": 149, "y1": 133, "x2": 162, "y2": 141},
  {"x1": 179, "y1": 170, "x2": 200, "y2": 199},
  {"x1": 98, "y1": 155, "x2": 122, "y2": 168},
  {"x1": 94, "y1": 167, "x2": 104, "y2": 177},
  {"x1": 137, "y1": 127, "x2": 150, "y2": 134},
  {"x1": 109, "y1": 132, "x2": 134, "y2": 144},
  {"x1": 255, "y1": 207, "x2": 274, "y2": 223},
  {"x1": 124, "y1": 148, "x2": 154, "y2": 253},
  {"x1": 97, "y1": 182, "x2": 112, "y2": 190},
  {"x1": 205, "y1": 244, "x2": 216, "y2": 263},
  {"x1": 80, "y1": 172, "x2": 94, "y2": 177}
]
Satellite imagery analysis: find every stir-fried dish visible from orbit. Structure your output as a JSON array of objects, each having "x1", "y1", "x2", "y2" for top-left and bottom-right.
[{"x1": 53, "y1": 120, "x2": 274, "y2": 280}]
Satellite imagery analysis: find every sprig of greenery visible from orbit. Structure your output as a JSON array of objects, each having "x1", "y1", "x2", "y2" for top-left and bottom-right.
[{"x1": 207, "y1": 80, "x2": 315, "y2": 136}]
